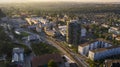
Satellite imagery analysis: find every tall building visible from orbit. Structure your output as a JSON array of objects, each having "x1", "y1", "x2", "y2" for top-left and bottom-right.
[{"x1": 66, "y1": 20, "x2": 81, "y2": 45}]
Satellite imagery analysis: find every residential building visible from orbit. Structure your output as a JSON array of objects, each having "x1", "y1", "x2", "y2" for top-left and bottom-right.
[
  {"x1": 1, "y1": 17, "x2": 8, "y2": 22},
  {"x1": 9, "y1": 18, "x2": 27, "y2": 28},
  {"x1": 88, "y1": 46, "x2": 120, "y2": 60},
  {"x1": 31, "y1": 54, "x2": 64, "y2": 67},
  {"x1": 102, "y1": 24, "x2": 109, "y2": 28},
  {"x1": 59, "y1": 25, "x2": 67, "y2": 36},
  {"x1": 36, "y1": 27, "x2": 42, "y2": 32},
  {"x1": 0, "y1": 54, "x2": 6, "y2": 61},
  {"x1": 66, "y1": 20, "x2": 81, "y2": 45},
  {"x1": 109, "y1": 27, "x2": 118, "y2": 32},
  {"x1": 25, "y1": 17, "x2": 49, "y2": 25},
  {"x1": 44, "y1": 22, "x2": 59, "y2": 37},
  {"x1": 28, "y1": 34, "x2": 41, "y2": 42},
  {"x1": 108, "y1": 27, "x2": 120, "y2": 35},
  {"x1": 11, "y1": 48, "x2": 24, "y2": 67},
  {"x1": 45, "y1": 30, "x2": 56, "y2": 37},
  {"x1": 116, "y1": 37, "x2": 120, "y2": 41},
  {"x1": 104, "y1": 59, "x2": 120, "y2": 67},
  {"x1": 78, "y1": 38, "x2": 112, "y2": 56}
]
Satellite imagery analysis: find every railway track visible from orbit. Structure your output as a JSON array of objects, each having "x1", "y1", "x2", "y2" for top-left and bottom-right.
[{"x1": 46, "y1": 36, "x2": 89, "y2": 67}]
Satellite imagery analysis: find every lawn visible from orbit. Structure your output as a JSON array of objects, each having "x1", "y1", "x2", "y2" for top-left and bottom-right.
[
  {"x1": 0, "y1": 62, "x2": 6, "y2": 67},
  {"x1": 31, "y1": 42, "x2": 59, "y2": 56},
  {"x1": 20, "y1": 32, "x2": 30, "y2": 37}
]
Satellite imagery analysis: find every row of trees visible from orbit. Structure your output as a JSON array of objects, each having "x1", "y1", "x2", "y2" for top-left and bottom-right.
[{"x1": 2, "y1": 3, "x2": 120, "y2": 17}]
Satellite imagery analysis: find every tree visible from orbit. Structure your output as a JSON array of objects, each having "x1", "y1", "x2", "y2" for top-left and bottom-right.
[
  {"x1": 48, "y1": 60, "x2": 57, "y2": 67},
  {"x1": 0, "y1": 9, "x2": 6, "y2": 19}
]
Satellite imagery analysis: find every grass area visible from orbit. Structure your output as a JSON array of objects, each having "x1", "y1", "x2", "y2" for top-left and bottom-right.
[
  {"x1": 86, "y1": 59, "x2": 103, "y2": 67},
  {"x1": 31, "y1": 42, "x2": 59, "y2": 56},
  {"x1": 13, "y1": 30, "x2": 30, "y2": 40},
  {"x1": 61, "y1": 41, "x2": 78, "y2": 53},
  {"x1": 0, "y1": 26, "x2": 32, "y2": 67},
  {"x1": 14, "y1": 43, "x2": 32, "y2": 55},
  {"x1": 0, "y1": 62, "x2": 6, "y2": 67},
  {"x1": 20, "y1": 32, "x2": 30, "y2": 37}
]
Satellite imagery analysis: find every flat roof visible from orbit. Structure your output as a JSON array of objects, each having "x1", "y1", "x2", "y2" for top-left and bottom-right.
[
  {"x1": 79, "y1": 38, "x2": 112, "y2": 47},
  {"x1": 90, "y1": 46, "x2": 120, "y2": 53},
  {"x1": 80, "y1": 42, "x2": 90, "y2": 47}
]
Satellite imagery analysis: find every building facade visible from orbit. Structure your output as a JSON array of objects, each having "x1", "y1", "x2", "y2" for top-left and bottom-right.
[
  {"x1": 88, "y1": 46, "x2": 120, "y2": 61},
  {"x1": 78, "y1": 39, "x2": 112, "y2": 56},
  {"x1": 66, "y1": 20, "x2": 81, "y2": 45},
  {"x1": 11, "y1": 48, "x2": 24, "y2": 67},
  {"x1": 104, "y1": 59, "x2": 120, "y2": 67}
]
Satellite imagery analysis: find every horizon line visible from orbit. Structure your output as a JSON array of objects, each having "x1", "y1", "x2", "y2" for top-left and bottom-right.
[{"x1": 0, "y1": 1, "x2": 120, "y2": 4}]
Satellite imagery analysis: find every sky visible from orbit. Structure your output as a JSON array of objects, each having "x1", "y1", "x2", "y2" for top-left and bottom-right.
[{"x1": 0, "y1": 0, "x2": 120, "y2": 3}]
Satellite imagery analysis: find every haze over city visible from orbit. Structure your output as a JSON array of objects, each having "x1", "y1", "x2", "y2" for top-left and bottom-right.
[
  {"x1": 0, "y1": 0, "x2": 120, "y2": 67},
  {"x1": 0, "y1": 0, "x2": 120, "y2": 3}
]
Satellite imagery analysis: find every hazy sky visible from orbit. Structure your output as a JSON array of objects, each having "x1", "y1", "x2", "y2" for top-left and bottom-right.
[{"x1": 0, "y1": 0, "x2": 120, "y2": 3}]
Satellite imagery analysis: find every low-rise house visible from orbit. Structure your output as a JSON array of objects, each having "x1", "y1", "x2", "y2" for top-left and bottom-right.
[
  {"x1": 28, "y1": 25, "x2": 37, "y2": 30},
  {"x1": 102, "y1": 24, "x2": 109, "y2": 28},
  {"x1": 88, "y1": 46, "x2": 120, "y2": 60},
  {"x1": 26, "y1": 17, "x2": 49, "y2": 25},
  {"x1": 109, "y1": 27, "x2": 118, "y2": 32},
  {"x1": 108, "y1": 27, "x2": 120, "y2": 35},
  {"x1": 0, "y1": 54, "x2": 6, "y2": 61},
  {"x1": 59, "y1": 25, "x2": 67, "y2": 36},
  {"x1": 36, "y1": 27, "x2": 42, "y2": 32},
  {"x1": 104, "y1": 59, "x2": 120, "y2": 67},
  {"x1": 12, "y1": 48, "x2": 24, "y2": 67},
  {"x1": 28, "y1": 34, "x2": 41, "y2": 42},
  {"x1": 108, "y1": 27, "x2": 120, "y2": 40},
  {"x1": 45, "y1": 30, "x2": 56, "y2": 37},
  {"x1": 1, "y1": 17, "x2": 8, "y2": 22},
  {"x1": 9, "y1": 18, "x2": 27, "y2": 28},
  {"x1": 44, "y1": 26, "x2": 60, "y2": 37},
  {"x1": 31, "y1": 54, "x2": 64, "y2": 67},
  {"x1": 115, "y1": 36, "x2": 120, "y2": 41}
]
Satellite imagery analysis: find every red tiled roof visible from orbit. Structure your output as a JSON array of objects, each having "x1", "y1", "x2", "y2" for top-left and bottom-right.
[{"x1": 32, "y1": 53, "x2": 63, "y2": 67}]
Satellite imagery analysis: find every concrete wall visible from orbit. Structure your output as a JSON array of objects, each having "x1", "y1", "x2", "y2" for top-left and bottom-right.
[
  {"x1": 89, "y1": 47, "x2": 120, "y2": 60},
  {"x1": 78, "y1": 41, "x2": 112, "y2": 56}
]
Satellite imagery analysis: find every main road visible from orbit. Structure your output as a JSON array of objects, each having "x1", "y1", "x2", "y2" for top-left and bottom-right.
[{"x1": 41, "y1": 35, "x2": 89, "y2": 67}]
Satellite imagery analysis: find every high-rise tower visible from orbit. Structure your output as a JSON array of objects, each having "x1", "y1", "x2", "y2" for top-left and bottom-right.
[{"x1": 66, "y1": 20, "x2": 81, "y2": 45}]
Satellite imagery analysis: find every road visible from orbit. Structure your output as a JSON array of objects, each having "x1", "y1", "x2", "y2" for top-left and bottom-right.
[
  {"x1": 43, "y1": 36, "x2": 89, "y2": 67},
  {"x1": 4, "y1": 22, "x2": 89, "y2": 67}
]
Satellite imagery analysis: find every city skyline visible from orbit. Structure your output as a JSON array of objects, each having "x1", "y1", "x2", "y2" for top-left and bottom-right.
[{"x1": 0, "y1": 0, "x2": 120, "y2": 3}]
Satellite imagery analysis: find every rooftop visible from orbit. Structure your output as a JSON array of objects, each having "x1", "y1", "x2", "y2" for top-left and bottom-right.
[
  {"x1": 79, "y1": 38, "x2": 112, "y2": 47},
  {"x1": 105, "y1": 59, "x2": 120, "y2": 67},
  {"x1": 13, "y1": 48, "x2": 24, "y2": 53},
  {"x1": 32, "y1": 53, "x2": 63, "y2": 67},
  {"x1": 90, "y1": 46, "x2": 120, "y2": 53}
]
